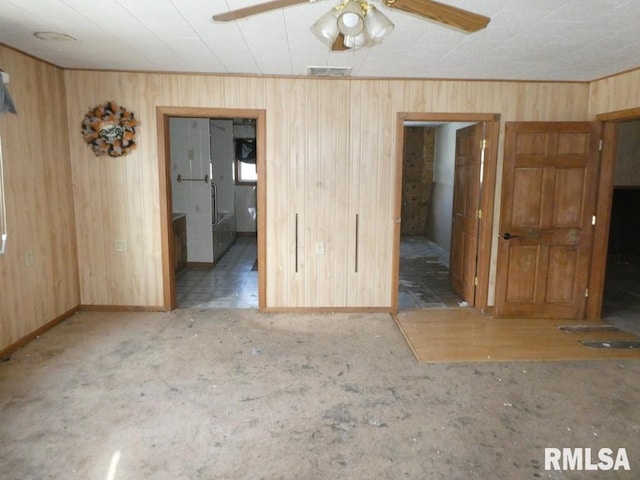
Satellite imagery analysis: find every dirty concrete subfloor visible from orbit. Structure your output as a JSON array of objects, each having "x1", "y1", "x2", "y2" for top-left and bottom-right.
[{"x1": 1, "y1": 310, "x2": 639, "y2": 479}]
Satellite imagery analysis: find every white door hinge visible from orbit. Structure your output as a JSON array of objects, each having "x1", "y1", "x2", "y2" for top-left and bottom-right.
[
  {"x1": 598, "y1": 139, "x2": 603, "y2": 151},
  {"x1": 478, "y1": 209, "x2": 482, "y2": 219},
  {"x1": 585, "y1": 288, "x2": 589, "y2": 298},
  {"x1": 474, "y1": 276, "x2": 478, "y2": 287},
  {"x1": 592, "y1": 215, "x2": 596, "y2": 226}
]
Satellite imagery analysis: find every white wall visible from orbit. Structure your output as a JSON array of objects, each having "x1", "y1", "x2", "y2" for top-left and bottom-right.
[{"x1": 170, "y1": 117, "x2": 213, "y2": 263}]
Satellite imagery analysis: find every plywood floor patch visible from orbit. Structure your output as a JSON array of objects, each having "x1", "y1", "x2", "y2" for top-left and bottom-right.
[{"x1": 393, "y1": 308, "x2": 640, "y2": 363}]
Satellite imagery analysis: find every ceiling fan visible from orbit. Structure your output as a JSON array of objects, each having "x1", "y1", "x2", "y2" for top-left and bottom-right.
[{"x1": 212, "y1": 0, "x2": 490, "y2": 51}]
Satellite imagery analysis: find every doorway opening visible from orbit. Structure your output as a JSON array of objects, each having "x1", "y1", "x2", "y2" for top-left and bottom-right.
[
  {"x1": 392, "y1": 113, "x2": 499, "y2": 313},
  {"x1": 170, "y1": 117, "x2": 258, "y2": 308},
  {"x1": 157, "y1": 107, "x2": 266, "y2": 311},
  {"x1": 600, "y1": 118, "x2": 640, "y2": 336},
  {"x1": 398, "y1": 121, "x2": 474, "y2": 310}
]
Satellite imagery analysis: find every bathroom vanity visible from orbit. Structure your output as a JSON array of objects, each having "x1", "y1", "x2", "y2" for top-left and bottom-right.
[
  {"x1": 172, "y1": 213, "x2": 187, "y2": 272},
  {"x1": 213, "y1": 212, "x2": 236, "y2": 264}
]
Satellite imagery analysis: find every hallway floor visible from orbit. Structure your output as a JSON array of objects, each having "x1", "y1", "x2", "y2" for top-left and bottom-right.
[
  {"x1": 398, "y1": 236, "x2": 462, "y2": 310},
  {"x1": 176, "y1": 235, "x2": 258, "y2": 309}
]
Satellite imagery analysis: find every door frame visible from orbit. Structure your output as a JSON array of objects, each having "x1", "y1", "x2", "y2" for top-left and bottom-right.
[
  {"x1": 392, "y1": 112, "x2": 500, "y2": 313},
  {"x1": 156, "y1": 107, "x2": 267, "y2": 310},
  {"x1": 586, "y1": 107, "x2": 640, "y2": 319}
]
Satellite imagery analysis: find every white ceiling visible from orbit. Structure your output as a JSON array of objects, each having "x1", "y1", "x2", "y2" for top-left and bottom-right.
[{"x1": 1, "y1": 0, "x2": 639, "y2": 82}]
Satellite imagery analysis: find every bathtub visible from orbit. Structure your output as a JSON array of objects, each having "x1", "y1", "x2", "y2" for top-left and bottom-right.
[{"x1": 213, "y1": 212, "x2": 236, "y2": 263}]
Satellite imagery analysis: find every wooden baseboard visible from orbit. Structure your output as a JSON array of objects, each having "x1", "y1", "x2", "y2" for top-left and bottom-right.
[
  {"x1": 0, "y1": 306, "x2": 79, "y2": 360},
  {"x1": 78, "y1": 305, "x2": 167, "y2": 312},
  {"x1": 263, "y1": 307, "x2": 392, "y2": 314}
]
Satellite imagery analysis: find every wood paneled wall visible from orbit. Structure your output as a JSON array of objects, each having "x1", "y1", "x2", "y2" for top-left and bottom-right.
[
  {"x1": 62, "y1": 71, "x2": 592, "y2": 309},
  {"x1": 0, "y1": 43, "x2": 634, "y2": 349},
  {"x1": 589, "y1": 68, "x2": 640, "y2": 117},
  {"x1": 0, "y1": 46, "x2": 79, "y2": 352}
]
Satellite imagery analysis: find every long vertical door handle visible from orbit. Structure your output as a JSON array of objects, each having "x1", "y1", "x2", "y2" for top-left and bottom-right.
[
  {"x1": 295, "y1": 214, "x2": 299, "y2": 273},
  {"x1": 354, "y1": 214, "x2": 359, "y2": 273}
]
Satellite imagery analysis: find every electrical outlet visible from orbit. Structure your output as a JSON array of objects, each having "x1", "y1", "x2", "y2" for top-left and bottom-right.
[
  {"x1": 25, "y1": 250, "x2": 34, "y2": 267},
  {"x1": 115, "y1": 240, "x2": 127, "y2": 252},
  {"x1": 315, "y1": 242, "x2": 325, "y2": 255}
]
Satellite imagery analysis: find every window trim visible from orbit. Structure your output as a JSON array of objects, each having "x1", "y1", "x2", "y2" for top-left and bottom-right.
[{"x1": 0, "y1": 134, "x2": 7, "y2": 255}]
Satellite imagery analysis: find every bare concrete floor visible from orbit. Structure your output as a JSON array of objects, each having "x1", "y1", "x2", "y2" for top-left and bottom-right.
[{"x1": 1, "y1": 309, "x2": 639, "y2": 479}]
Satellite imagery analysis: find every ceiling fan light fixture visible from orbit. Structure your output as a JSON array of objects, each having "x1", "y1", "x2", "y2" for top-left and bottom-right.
[
  {"x1": 311, "y1": 7, "x2": 341, "y2": 45},
  {"x1": 343, "y1": 30, "x2": 371, "y2": 49},
  {"x1": 312, "y1": 0, "x2": 395, "y2": 50},
  {"x1": 364, "y1": 6, "x2": 395, "y2": 42},
  {"x1": 337, "y1": 1, "x2": 365, "y2": 36}
]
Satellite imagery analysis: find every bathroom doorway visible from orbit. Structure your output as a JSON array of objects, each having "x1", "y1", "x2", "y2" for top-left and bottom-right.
[{"x1": 157, "y1": 107, "x2": 266, "y2": 311}]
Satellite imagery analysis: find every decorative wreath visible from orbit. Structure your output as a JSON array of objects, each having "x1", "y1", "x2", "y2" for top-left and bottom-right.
[{"x1": 81, "y1": 101, "x2": 139, "y2": 157}]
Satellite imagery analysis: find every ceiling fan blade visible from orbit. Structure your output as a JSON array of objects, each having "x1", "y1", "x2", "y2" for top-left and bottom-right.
[
  {"x1": 384, "y1": 0, "x2": 489, "y2": 32},
  {"x1": 212, "y1": 0, "x2": 311, "y2": 22},
  {"x1": 331, "y1": 33, "x2": 351, "y2": 52}
]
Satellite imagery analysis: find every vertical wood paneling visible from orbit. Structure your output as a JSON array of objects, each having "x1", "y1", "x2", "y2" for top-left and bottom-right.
[
  {"x1": 138, "y1": 73, "x2": 163, "y2": 305},
  {"x1": 332, "y1": 80, "x2": 351, "y2": 307},
  {"x1": 61, "y1": 65, "x2": 594, "y2": 310},
  {"x1": 347, "y1": 81, "x2": 364, "y2": 306},
  {"x1": 354, "y1": 81, "x2": 384, "y2": 305},
  {"x1": 303, "y1": 80, "x2": 319, "y2": 306},
  {"x1": 5, "y1": 42, "x2": 627, "y2": 351},
  {"x1": 589, "y1": 68, "x2": 640, "y2": 117},
  {"x1": 0, "y1": 47, "x2": 79, "y2": 351},
  {"x1": 264, "y1": 77, "x2": 291, "y2": 307},
  {"x1": 123, "y1": 92, "x2": 146, "y2": 302},
  {"x1": 288, "y1": 79, "x2": 308, "y2": 307}
]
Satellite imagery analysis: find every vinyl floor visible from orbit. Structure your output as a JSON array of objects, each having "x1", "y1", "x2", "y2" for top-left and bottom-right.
[{"x1": 176, "y1": 236, "x2": 258, "y2": 309}]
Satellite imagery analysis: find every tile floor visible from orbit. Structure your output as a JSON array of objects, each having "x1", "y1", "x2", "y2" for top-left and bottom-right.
[
  {"x1": 176, "y1": 235, "x2": 258, "y2": 309},
  {"x1": 398, "y1": 236, "x2": 463, "y2": 310},
  {"x1": 176, "y1": 235, "x2": 461, "y2": 310}
]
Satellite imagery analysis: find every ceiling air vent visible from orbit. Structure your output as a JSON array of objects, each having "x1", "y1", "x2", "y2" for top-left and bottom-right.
[{"x1": 306, "y1": 66, "x2": 352, "y2": 78}]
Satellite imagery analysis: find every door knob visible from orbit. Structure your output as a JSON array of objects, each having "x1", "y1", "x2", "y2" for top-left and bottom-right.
[{"x1": 502, "y1": 232, "x2": 519, "y2": 240}]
